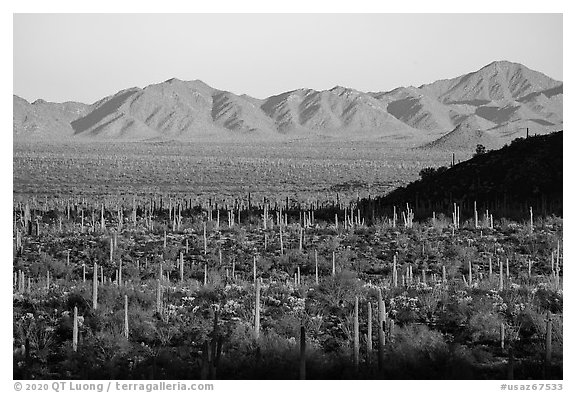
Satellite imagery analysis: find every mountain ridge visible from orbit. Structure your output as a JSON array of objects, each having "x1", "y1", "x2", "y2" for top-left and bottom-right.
[{"x1": 14, "y1": 60, "x2": 563, "y2": 148}]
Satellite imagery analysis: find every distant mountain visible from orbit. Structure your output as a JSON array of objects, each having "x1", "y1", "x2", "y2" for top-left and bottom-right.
[
  {"x1": 260, "y1": 86, "x2": 414, "y2": 136},
  {"x1": 13, "y1": 96, "x2": 89, "y2": 140},
  {"x1": 360, "y1": 131, "x2": 563, "y2": 220},
  {"x1": 70, "y1": 80, "x2": 222, "y2": 140},
  {"x1": 372, "y1": 86, "x2": 460, "y2": 133},
  {"x1": 419, "y1": 60, "x2": 561, "y2": 104},
  {"x1": 421, "y1": 115, "x2": 498, "y2": 150},
  {"x1": 13, "y1": 60, "x2": 562, "y2": 147}
]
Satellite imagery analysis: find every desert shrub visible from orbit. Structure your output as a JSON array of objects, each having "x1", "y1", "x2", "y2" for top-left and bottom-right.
[
  {"x1": 315, "y1": 270, "x2": 363, "y2": 309},
  {"x1": 532, "y1": 287, "x2": 562, "y2": 313},
  {"x1": 383, "y1": 323, "x2": 450, "y2": 378},
  {"x1": 467, "y1": 310, "x2": 503, "y2": 343}
]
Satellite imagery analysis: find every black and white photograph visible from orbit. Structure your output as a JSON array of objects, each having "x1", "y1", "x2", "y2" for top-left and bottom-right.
[{"x1": 7, "y1": 7, "x2": 567, "y2": 388}]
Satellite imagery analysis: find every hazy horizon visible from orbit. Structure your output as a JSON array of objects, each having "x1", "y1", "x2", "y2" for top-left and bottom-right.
[{"x1": 14, "y1": 13, "x2": 562, "y2": 104}]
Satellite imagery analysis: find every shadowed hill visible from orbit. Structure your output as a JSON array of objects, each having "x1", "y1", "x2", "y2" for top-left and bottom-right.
[{"x1": 360, "y1": 131, "x2": 563, "y2": 221}]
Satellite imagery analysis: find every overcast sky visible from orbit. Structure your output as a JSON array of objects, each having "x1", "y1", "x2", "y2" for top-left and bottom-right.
[{"x1": 13, "y1": 13, "x2": 562, "y2": 104}]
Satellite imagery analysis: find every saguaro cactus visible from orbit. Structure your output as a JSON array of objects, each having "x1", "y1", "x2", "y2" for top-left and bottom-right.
[
  {"x1": 118, "y1": 259, "x2": 123, "y2": 287},
  {"x1": 203, "y1": 222, "x2": 207, "y2": 255},
  {"x1": 279, "y1": 226, "x2": 284, "y2": 255},
  {"x1": 499, "y1": 259, "x2": 504, "y2": 291},
  {"x1": 367, "y1": 302, "x2": 373, "y2": 366},
  {"x1": 332, "y1": 251, "x2": 336, "y2": 276},
  {"x1": 101, "y1": 203, "x2": 105, "y2": 230},
  {"x1": 377, "y1": 289, "x2": 386, "y2": 371},
  {"x1": 474, "y1": 201, "x2": 478, "y2": 229},
  {"x1": 72, "y1": 306, "x2": 79, "y2": 352},
  {"x1": 92, "y1": 262, "x2": 98, "y2": 310},
  {"x1": 124, "y1": 295, "x2": 129, "y2": 339},
  {"x1": 545, "y1": 311, "x2": 552, "y2": 378},
  {"x1": 254, "y1": 279, "x2": 261, "y2": 340},
  {"x1": 156, "y1": 279, "x2": 163, "y2": 314},
  {"x1": 315, "y1": 250, "x2": 319, "y2": 285},
  {"x1": 393, "y1": 254, "x2": 398, "y2": 287}
]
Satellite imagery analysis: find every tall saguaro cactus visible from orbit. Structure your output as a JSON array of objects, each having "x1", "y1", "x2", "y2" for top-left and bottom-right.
[
  {"x1": 180, "y1": 253, "x2": 184, "y2": 282},
  {"x1": 124, "y1": 295, "x2": 129, "y2": 339},
  {"x1": 156, "y1": 279, "x2": 163, "y2": 314},
  {"x1": 499, "y1": 258, "x2": 504, "y2": 291},
  {"x1": 100, "y1": 203, "x2": 105, "y2": 230},
  {"x1": 92, "y1": 262, "x2": 98, "y2": 310},
  {"x1": 367, "y1": 301, "x2": 373, "y2": 366},
  {"x1": 332, "y1": 251, "x2": 336, "y2": 276},
  {"x1": 377, "y1": 289, "x2": 386, "y2": 371},
  {"x1": 254, "y1": 279, "x2": 261, "y2": 340},
  {"x1": 118, "y1": 259, "x2": 123, "y2": 287},
  {"x1": 72, "y1": 306, "x2": 79, "y2": 352},
  {"x1": 315, "y1": 250, "x2": 319, "y2": 285},
  {"x1": 203, "y1": 222, "x2": 207, "y2": 255},
  {"x1": 279, "y1": 225, "x2": 284, "y2": 255},
  {"x1": 545, "y1": 311, "x2": 552, "y2": 378}
]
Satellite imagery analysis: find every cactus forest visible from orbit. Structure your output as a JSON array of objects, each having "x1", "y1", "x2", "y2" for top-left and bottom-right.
[{"x1": 13, "y1": 136, "x2": 563, "y2": 380}]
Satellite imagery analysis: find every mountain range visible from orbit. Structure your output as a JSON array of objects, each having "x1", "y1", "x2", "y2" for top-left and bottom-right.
[{"x1": 13, "y1": 60, "x2": 563, "y2": 149}]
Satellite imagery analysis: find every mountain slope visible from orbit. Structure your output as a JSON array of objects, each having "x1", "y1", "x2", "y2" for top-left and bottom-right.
[
  {"x1": 13, "y1": 95, "x2": 90, "y2": 140},
  {"x1": 260, "y1": 86, "x2": 418, "y2": 137},
  {"x1": 421, "y1": 115, "x2": 498, "y2": 150},
  {"x1": 212, "y1": 90, "x2": 277, "y2": 135},
  {"x1": 373, "y1": 86, "x2": 464, "y2": 132},
  {"x1": 417, "y1": 61, "x2": 563, "y2": 148},
  {"x1": 418, "y1": 60, "x2": 562, "y2": 104}
]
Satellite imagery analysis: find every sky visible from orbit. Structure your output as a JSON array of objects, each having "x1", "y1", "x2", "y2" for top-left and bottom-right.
[{"x1": 13, "y1": 13, "x2": 563, "y2": 104}]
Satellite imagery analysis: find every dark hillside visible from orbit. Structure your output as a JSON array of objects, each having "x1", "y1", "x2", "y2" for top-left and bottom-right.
[{"x1": 360, "y1": 131, "x2": 563, "y2": 221}]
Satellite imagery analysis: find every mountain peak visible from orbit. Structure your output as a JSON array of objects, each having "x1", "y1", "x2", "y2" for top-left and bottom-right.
[
  {"x1": 160, "y1": 78, "x2": 213, "y2": 90},
  {"x1": 329, "y1": 85, "x2": 359, "y2": 94},
  {"x1": 477, "y1": 60, "x2": 528, "y2": 75},
  {"x1": 483, "y1": 60, "x2": 520, "y2": 68}
]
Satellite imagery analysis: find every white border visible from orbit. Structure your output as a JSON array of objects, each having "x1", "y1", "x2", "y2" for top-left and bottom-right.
[{"x1": 3, "y1": 4, "x2": 572, "y2": 392}]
